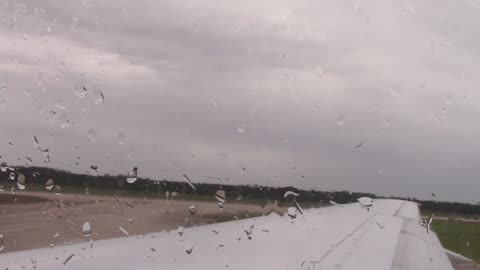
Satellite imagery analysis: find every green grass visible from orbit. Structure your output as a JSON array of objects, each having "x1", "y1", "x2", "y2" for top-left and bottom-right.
[{"x1": 432, "y1": 219, "x2": 480, "y2": 262}]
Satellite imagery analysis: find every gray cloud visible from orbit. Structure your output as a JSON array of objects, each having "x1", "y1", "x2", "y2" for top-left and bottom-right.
[{"x1": 1, "y1": 0, "x2": 480, "y2": 203}]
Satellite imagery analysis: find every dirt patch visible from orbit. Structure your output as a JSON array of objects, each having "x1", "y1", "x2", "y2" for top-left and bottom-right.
[
  {"x1": 0, "y1": 191, "x2": 285, "y2": 253},
  {"x1": 0, "y1": 193, "x2": 49, "y2": 205}
]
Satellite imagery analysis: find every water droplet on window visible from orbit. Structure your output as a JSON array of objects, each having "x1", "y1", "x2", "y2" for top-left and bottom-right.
[
  {"x1": 284, "y1": 191, "x2": 300, "y2": 199},
  {"x1": 53, "y1": 232, "x2": 60, "y2": 238},
  {"x1": 54, "y1": 185, "x2": 62, "y2": 194},
  {"x1": 63, "y1": 254, "x2": 75, "y2": 265},
  {"x1": 8, "y1": 142, "x2": 14, "y2": 147},
  {"x1": 33, "y1": 136, "x2": 40, "y2": 149},
  {"x1": 126, "y1": 167, "x2": 138, "y2": 183},
  {"x1": 293, "y1": 201, "x2": 304, "y2": 215},
  {"x1": 0, "y1": 162, "x2": 8, "y2": 172},
  {"x1": 287, "y1": 207, "x2": 297, "y2": 220},
  {"x1": 116, "y1": 132, "x2": 126, "y2": 145},
  {"x1": 177, "y1": 226, "x2": 184, "y2": 237},
  {"x1": 58, "y1": 113, "x2": 71, "y2": 128},
  {"x1": 9, "y1": 171, "x2": 16, "y2": 180},
  {"x1": 216, "y1": 189, "x2": 226, "y2": 200},
  {"x1": 82, "y1": 222, "x2": 92, "y2": 235},
  {"x1": 357, "y1": 197, "x2": 373, "y2": 210},
  {"x1": 243, "y1": 224, "x2": 254, "y2": 240},
  {"x1": 182, "y1": 174, "x2": 196, "y2": 190},
  {"x1": 237, "y1": 122, "x2": 247, "y2": 133},
  {"x1": 90, "y1": 165, "x2": 98, "y2": 174},
  {"x1": 16, "y1": 173, "x2": 26, "y2": 190},
  {"x1": 54, "y1": 100, "x2": 66, "y2": 110},
  {"x1": 119, "y1": 227, "x2": 130, "y2": 237},
  {"x1": 45, "y1": 179, "x2": 55, "y2": 190},
  {"x1": 184, "y1": 242, "x2": 194, "y2": 254},
  {"x1": 188, "y1": 205, "x2": 197, "y2": 215},
  {"x1": 42, "y1": 149, "x2": 50, "y2": 163},
  {"x1": 94, "y1": 92, "x2": 104, "y2": 104},
  {"x1": 87, "y1": 129, "x2": 97, "y2": 143},
  {"x1": 74, "y1": 84, "x2": 89, "y2": 98}
]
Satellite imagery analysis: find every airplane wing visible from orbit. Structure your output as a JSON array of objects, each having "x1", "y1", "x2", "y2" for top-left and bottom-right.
[{"x1": 0, "y1": 199, "x2": 453, "y2": 270}]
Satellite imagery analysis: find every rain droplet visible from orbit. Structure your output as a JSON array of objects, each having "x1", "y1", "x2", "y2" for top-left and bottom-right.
[
  {"x1": 74, "y1": 84, "x2": 88, "y2": 98},
  {"x1": 54, "y1": 185, "x2": 62, "y2": 194},
  {"x1": 184, "y1": 242, "x2": 194, "y2": 254},
  {"x1": 357, "y1": 197, "x2": 373, "y2": 210},
  {"x1": 53, "y1": 232, "x2": 60, "y2": 238},
  {"x1": 87, "y1": 129, "x2": 97, "y2": 143},
  {"x1": 9, "y1": 171, "x2": 16, "y2": 180},
  {"x1": 90, "y1": 165, "x2": 98, "y2": 174},
  {"x1": 45, "y1": 179, "x2": 55, "y2": 190},
  {"x1": 82, "y1": 222, "x2": 92, "y2": 235},
  {"x1": 284, "y1": 191, "x2": 300, "y2": 199},
  {"x1": 94, "y1": 92, "x2": 104, "y2": 104},
  {"x1": 182, "y1": 174, "x2": 196, "y2": 190},
  {"x1": 215, "y1": 190, "x2": 226, "y2": 202},
  {"x1": 243, "y1": 224, "x2": 254, "y2": 240},
  {"x1": 116, "y1": 132, "x2": 126, "y2": 145},
  {"x1": 33, "y1": 136, "x2": 40, "y2": 149},
  {"x1": 42, "y1": 149, "x2": 50, "y2": 163},
  {"x1": 293, "y1": 201, "x2": 304, "y2": 215},
  {"x1": 126, "y1": 167, "x2": 138, "y2": 183},
  {"x1": 329, "y1": 200, "x2": 345, "y2": 207},
  {"x1": 119, "y1": 227, "x2": 129, "y2": 237},
  {"x1": 63, "y1": 254, "x2": 75, "y2": 265},
  {"x1": 57, "y1": 113, "x2": 71, "y2": 128},
  {"x1": 177, "y1": 226, "x2": 184, "y2": 237},
  {"x1": 54, "y1": 100, "x2": 66, "y2": 110},
  {"x1": 188, "y1": 205, "x2": 196, "y2": 215},
  {"x1": 287, "y1": 207, "x2": 297, "y2": 219},
  {"x1": 237, "y1": 122, "x2": 246, "y2": 133},
  {"x1": 0, "y1": 162, "x2": 8, "y2": 172},
  {"x1": 16, "y1": 173, "x2": 26, "y2": 190}
]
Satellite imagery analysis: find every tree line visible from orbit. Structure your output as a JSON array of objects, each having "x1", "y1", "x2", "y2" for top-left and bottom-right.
[{"x1": 1, "y1": 165, "x2": 479, "y2": 215}]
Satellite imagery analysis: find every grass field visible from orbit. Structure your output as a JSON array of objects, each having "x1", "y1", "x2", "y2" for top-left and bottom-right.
[{"x1": 432, "y1": 219, "x2": 480, "y2": 262}]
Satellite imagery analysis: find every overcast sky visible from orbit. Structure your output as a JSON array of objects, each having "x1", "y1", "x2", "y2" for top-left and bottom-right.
[{"x1": 1, "y1": 0, "x2": 480, "y2": 203}]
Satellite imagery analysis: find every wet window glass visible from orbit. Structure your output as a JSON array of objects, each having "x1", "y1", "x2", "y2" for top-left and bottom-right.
[{"x1": 0, "y1": 0, "x2": 479, "y2": 269}]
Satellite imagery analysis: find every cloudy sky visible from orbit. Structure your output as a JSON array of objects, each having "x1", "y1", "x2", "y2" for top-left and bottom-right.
[{"x1": 1, "y1": 0, "x2": 480, "y2": 203}]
